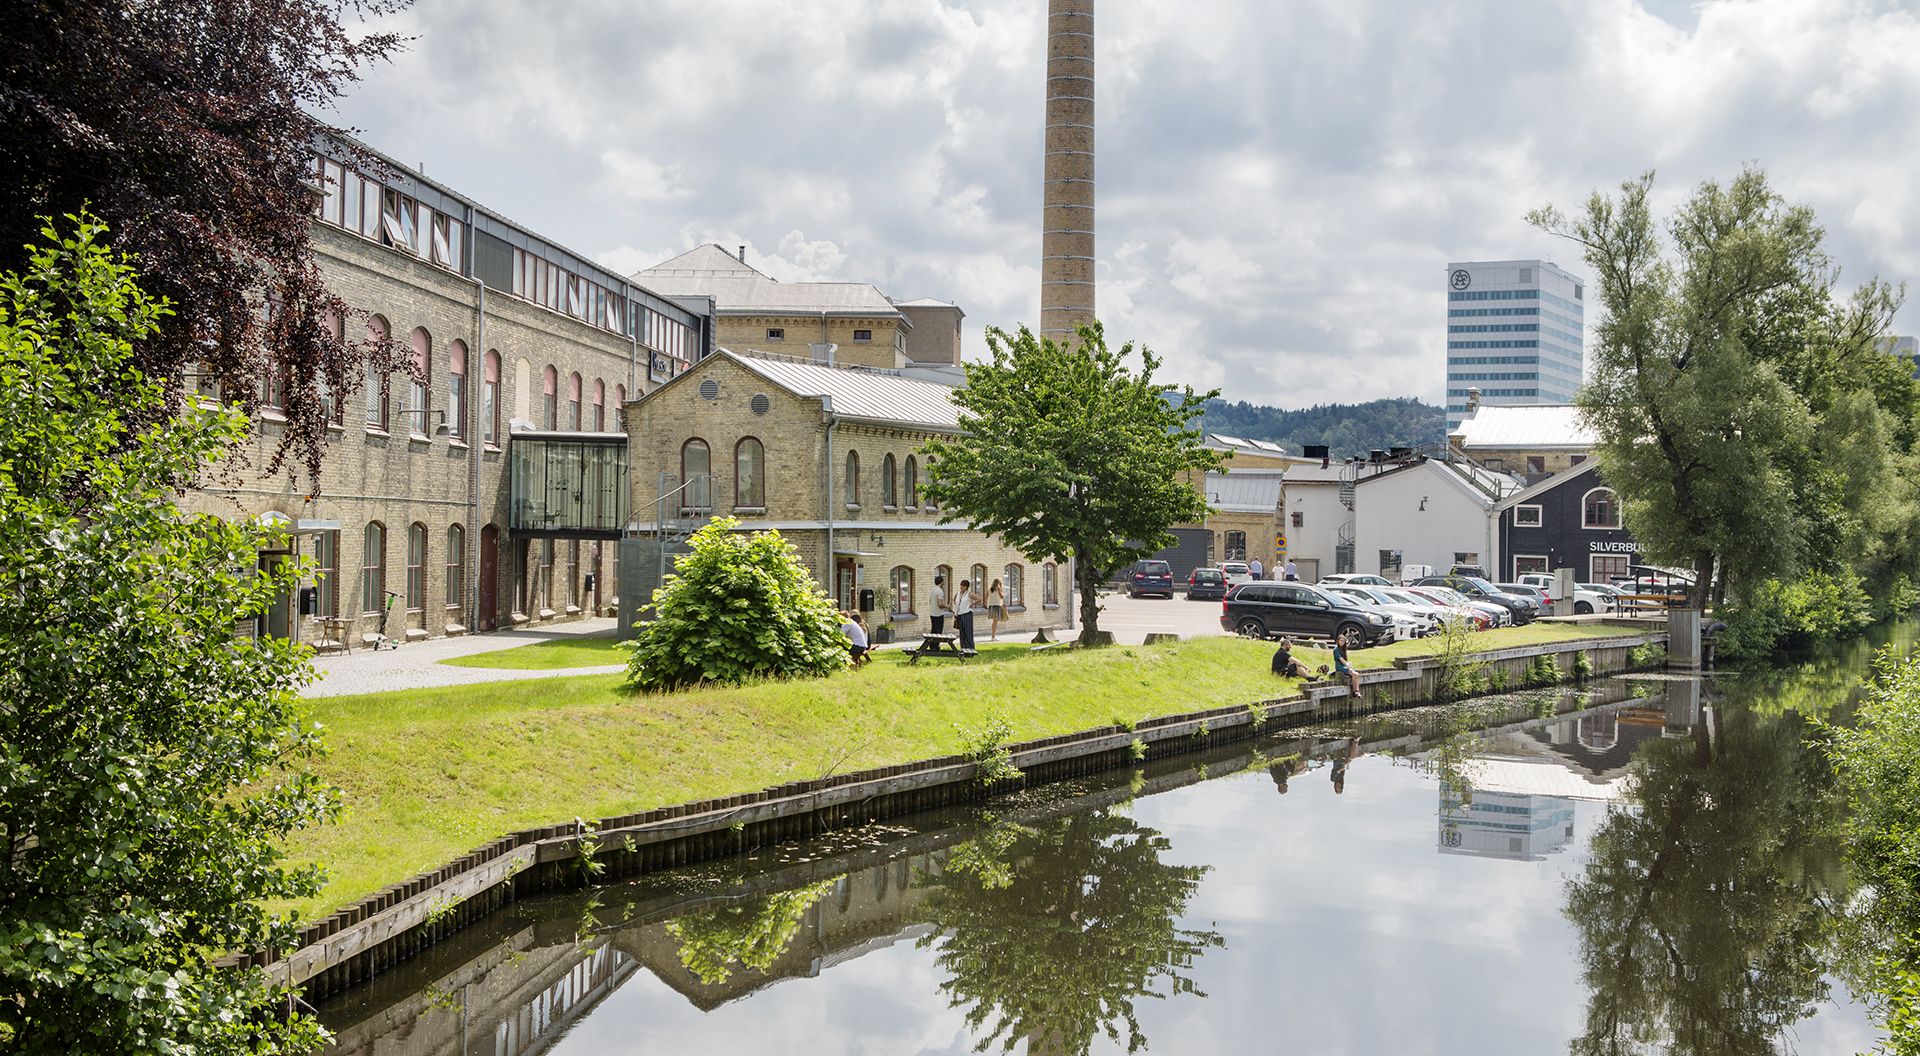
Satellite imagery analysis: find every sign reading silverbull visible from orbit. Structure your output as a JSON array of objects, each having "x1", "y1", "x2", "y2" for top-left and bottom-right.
[{"x1": 1589, "y1": 540, "x2": 1642, "y2": 553}]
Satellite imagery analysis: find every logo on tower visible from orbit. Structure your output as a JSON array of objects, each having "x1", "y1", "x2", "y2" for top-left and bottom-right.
[{"x1": 1450, "y1": 269, "x2": 1472, "y2": 291}]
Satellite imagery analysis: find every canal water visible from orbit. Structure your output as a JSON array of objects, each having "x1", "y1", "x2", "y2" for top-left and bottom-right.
[{"x1": 319, "y1": 626, "x2": 1917, "y2": 1055}]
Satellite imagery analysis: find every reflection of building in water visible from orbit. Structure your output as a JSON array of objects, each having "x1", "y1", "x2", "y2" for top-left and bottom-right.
[
  {"x1": 1438, "y1": 782, "x2": 1576, "y2": 861},
  {"x1": 492, "y1": 946, "x2": 634, "y2": 1056}
]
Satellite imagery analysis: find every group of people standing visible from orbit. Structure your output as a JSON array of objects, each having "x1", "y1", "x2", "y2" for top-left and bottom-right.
[
  {"x1": 1247, "y1": 556, "x2": 1301, "y2": 581},
  {"x1": 929, "y1": 572, "x2": 1007, "y2": 656}
]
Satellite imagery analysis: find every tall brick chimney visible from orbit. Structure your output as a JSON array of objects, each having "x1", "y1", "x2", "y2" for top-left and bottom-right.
[{"x1": 1041, "y1": 0, "x2": 1094, "y2": 343}]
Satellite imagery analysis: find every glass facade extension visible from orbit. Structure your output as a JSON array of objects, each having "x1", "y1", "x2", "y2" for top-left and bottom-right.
[
  {"x1": 508, "y1": 433, "x2": 629, "y2": 539},
  {"x1": 1443, "y1": 260, "x2": 1584, "y2": 429}
]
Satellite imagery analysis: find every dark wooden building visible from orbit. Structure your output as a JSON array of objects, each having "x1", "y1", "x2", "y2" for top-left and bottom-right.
[{"x1": 1495, "y1": 461, "x2": 1641, "y2": 584}]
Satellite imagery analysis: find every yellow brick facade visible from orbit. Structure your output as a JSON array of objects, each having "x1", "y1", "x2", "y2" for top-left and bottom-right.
[{"x1": 711, "y1": 315, "x2": 909, "y2": 370}]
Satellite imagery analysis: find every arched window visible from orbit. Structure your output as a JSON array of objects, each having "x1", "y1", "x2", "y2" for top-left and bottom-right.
[
  {"x1": 890, "y1": 566, "x2": 914, "y2": 616},
  {"x1": 446, "y1": 523, "x2": 466, "y2": 611},
  {"x1": 844, "y1": 450, "x2": 860, "y2": 509},
  {"x1": 735, "y1": 437, "x2": 765, "y2": 509},
  {"x1": 882, "y1": 454, "x2": 898, "y2": 508},
  {"x1": 447, "y1": 340, "x2": 468, "y2": 440},
  {"x1": 321, "y1": 311, "x2": 346, "y2": 423},
  {"x1": 935, "y1": 564, "x2": 953, "y2": 600},
  {"x1": 1583, "y1": 488, "x2": 1621, "y2": 529},
  {"x1": 365, "y1": 315, "x2": 390, "y2": 430},
  {"x1": 1042, "y1": 562, "x2": 1058, "y2": 607},
  {"x1": 614, "y1": 383, "x2": 626, "y2": 429},
  {"x1": 542, "y1": 365, "x2": 558, "y2": 429},
  {"x1": 1004, "y1": 564, "x2": 1024, "y2": 608},
  {"x1": 1224, "y1": 530, "x2": 1248, "y2": 562},
  {"x1": 407, "y1": 327, "x2": 431, "y2": 434},
  {"x1": 361, "y1": 521, "x2": 386, "y2": 615},
  {"x1": 904, "y1": 456, "x2": 919, "y2": 509},
  {"x1": 406, "y1": 522, "x2": 428, "y2": 620},
  {"x1": 567, "y1": 371, "x2": 582, "y2": 430},
  {"x1": 681, "y1": 438, "x2": 711, "y2": 513},
  {"x1": 482, "y1": 350, "x2": 501, "y2": 445},
  {"x1": 969, "y1": 563, "x2": 988, "y2": 604},
  {"x1": 591, "y1": 379, "x2": 606, "y2": 431}
]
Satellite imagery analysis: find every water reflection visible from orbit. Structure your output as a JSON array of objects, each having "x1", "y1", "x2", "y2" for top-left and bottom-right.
[{"x1": 317, "y1": 671, "x2": 1887, "y2": 1055}]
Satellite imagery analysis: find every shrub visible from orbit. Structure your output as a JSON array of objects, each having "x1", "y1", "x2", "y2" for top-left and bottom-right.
[
  {"x1": 624, "y1": 518, "x2": 850, "y2": 690},
  {"x1": 1719, "y1": 570, "x2": 1875, "y2": 661},
  {"x1": 1572, "y1": 650, "x2": 1594, "y2": 681}
]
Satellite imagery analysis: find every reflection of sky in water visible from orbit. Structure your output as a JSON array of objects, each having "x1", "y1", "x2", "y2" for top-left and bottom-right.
[{"x1": 521, "y1": 754, "x2": 1879, "y2": 1055}]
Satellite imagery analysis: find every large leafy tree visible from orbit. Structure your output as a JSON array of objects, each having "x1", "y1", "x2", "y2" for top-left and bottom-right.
[
  {"x1": 923, "y1": 323, "x2": 1221, "y2": 646},
  {"x1": 1532, "y1": 170, "x2": 1830, "y2": 606},
  {"x1": 0, "y1": 216, "x2": 336, "y2": 1051},
  {"x1": 0, "y1": 0, "x2": 410, "y2": 482}
]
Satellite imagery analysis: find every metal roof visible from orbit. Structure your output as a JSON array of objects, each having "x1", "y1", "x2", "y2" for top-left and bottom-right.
[
  {"x1": 728, "y1": 352, "x2": 962, "y2": 430},
  {"x1": 636, "y1": 245, "x2": 902, "y2": 317},
  {"x1": 1451, "y1": 404, "x2": 1597, "y2": 450},
  {"x1": 1205, "y1": 470, "x2": 1286, "y2": 513}
]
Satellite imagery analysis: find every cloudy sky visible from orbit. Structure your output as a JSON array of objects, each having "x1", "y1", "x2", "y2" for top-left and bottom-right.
[{"x1": 329, "y1": 0, "x2": 1920, "y2": 409}]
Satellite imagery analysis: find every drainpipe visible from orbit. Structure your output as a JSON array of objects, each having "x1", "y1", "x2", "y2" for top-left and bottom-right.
[
  {"x1": 823, "y1": 397, "x2": 837, "y2": 589},
  {"x1": 463, "y1": 201, "x2": 485, "y2": 633},
  {"x1": 624, "y1": 282, "x2": 640, "y2": 394}
]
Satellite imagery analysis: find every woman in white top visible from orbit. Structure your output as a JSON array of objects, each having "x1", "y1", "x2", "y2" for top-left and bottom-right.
[{"x1": 986, "y1": 579, "x2": 1006, "y2": 641}]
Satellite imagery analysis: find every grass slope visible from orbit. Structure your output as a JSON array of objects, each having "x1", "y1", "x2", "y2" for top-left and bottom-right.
[
  {"x1": 285, "y1": 623, "x2": 1638, "y2": 918},
  {"x1": 439, "y1": 636, "x2": 625, "y2": 670}
]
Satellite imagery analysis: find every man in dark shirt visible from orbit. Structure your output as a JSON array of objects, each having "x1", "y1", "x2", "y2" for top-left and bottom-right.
[{"x1": 1271, "y1": 637, "x2": 1309, "y2": 679}]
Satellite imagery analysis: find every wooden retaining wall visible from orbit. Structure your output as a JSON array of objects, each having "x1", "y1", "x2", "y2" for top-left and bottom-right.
[{"x1": 259, "y1": 628, "x2": 1666, "y2": 997}]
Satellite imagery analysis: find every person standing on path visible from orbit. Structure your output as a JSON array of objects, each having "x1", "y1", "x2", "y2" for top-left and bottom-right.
[
  {"x1": 954, "y1": 579, "x2": 979, "y2": 655},
  {"x1": 1284, "y1": 558, "x2": 1299, "y2": 581},
  {"x1": 1249, "y1": 556, "x2": 1264, "y2": 581},
  {"x1": 986, "y1": 578, "x2": 1006, "y2": 641},
  {"x1": 930, "y1": 573, "x2": 951, "y2": 637}
]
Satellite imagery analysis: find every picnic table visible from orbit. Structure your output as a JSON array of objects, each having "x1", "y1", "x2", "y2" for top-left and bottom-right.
[{"x1": 906, "y1": 633, "x2": 970, "y2": 664}]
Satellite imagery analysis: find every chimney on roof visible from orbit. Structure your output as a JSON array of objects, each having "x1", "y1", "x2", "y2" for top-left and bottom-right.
[
  {"x1": 737, "y1": 245, "x2": 747, "y2": 264},
  {"x1": 1303, "y1": 443, "x2": 1330, "y2": 469},
  {"x1": 1467, "y1": 386, "x2": 1482, "y2": 413}
]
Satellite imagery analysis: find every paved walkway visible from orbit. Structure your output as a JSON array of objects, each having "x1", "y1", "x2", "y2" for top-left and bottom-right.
[{"x1": 304, "y1": 617, "x2": 623, "y2": 698}]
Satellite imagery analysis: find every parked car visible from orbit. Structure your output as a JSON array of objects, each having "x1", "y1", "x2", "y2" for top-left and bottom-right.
[
  {"x1": 1323, "y1": 584, "x2": 1440, "y2": 637},
  {"x1": 1406, "y1": 584, "x2": 1508, "y2": 628},
  {"x1": 1449, "y1": 564, "x2": 1491, "y2": 579},
  {"x1": 1412, "y1": 575, "x2": 1535, "y2": 624},
  {"x1": 1319, "y1": 573, "x2": 1393, "y2": 588},
  {"x1": 1186, "y1": 567, "x2": 1228, "y2": 601},
  {"x1": 1378, "y1": 586, "x2": 1485, "y2": 630},
  {"x1": 1493, "y1": 582, "x2": 1549, "y2": 616},
  {"x1": 1220, "y1": 561, "x2": 1254, "y2": 586},
  {"x1": 1127, "y1": 559, "x2": 1174, "y2": 598},
  {"x1": 1514, "y1": 574, "x2": 1618, "y2": 615},
  {"x1": 1219, "y1": 581, "x2": 1393, "y2": 645},
  {"x1": 1399, "y1": 564, "x2": 1440, "y2": 583}
]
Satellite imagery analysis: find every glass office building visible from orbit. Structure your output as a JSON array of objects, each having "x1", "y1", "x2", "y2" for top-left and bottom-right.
[{"x1": 1444, "y1": 259, "x2": 1585, "y2": 430}]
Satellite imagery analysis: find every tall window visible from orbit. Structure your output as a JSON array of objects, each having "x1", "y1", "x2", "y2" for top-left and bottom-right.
[
  {"x1": 1224, "y1": 530, "x2": 1247, "y2": 562},
  {"x1": 735, "y1": 437, "x2": 765, "y2": 509},
  {"x1": 542, "y1": 365, "x2": 558, "y2": 429},
  {"x1": 969, "y1": 563, "x2": 988, "y2": 602},
  {"x1": 361, "y1": 522, "x2": 386, "y2": 615},
  {"x1": 936, "y1": 565, "x2": 953, "y2": 600},
  {"x1": 407, "y1": 328, "x2": 431, "y2": 434},
  {"x1": 844, "y1": 451, "x2": 860, "y2": 508},
  {"x1": 447, "y1": 340, "x2": 468, "y2": 440},
  {"x1": 614, "y1": 384, "x2": 626, "y2": 428},
  {"x1": 591, "y1": 379, "x2": 605, "y2": 431},
  {"x1": 314, "y1": 530, "x2": 339, "y2": 618},
  {"x1": 567, "y1": 541, "x2": 581, "y2": 608},
  {"x1": 446, "y1": 524, "x2": 466, "y2": 612},
  {"x1": 567, "y1": 372, "x2": 582, "y2": 430},
  {"x1": 539, "y1": 540, "x2": 555, "y2": 609},
  {"x1": 904, "y1": 456, "x2": 919, "y2": 509},
  {"x1": 1005, "y1": 564, "x2": 1024, "y2": 608},
  {"x1": 1042, "y1": 562, "x2": 1058, "y2": 607},
  {"x1": 891, "y1": 566, "x2": 914, "y2": 615},
  {"x1": 681, "y1": 438, "x2": 711, "y2": 513},
  {"x1": 365, "y1": 316, "x2": 390, "y2": 429},
  {"x1": 1583, "y1": 488, "x2": 1621, "y2": 529},
  {"x1": 322, "y1": 311, "x2": 346, "y2": 424},
  {"x1": 482, "y1": 350, "x2": 501, "y2": 445},
  {"x1": 406, "y1": 522, "x2": 427, "y2": 620},
  {"x1": 881, "y1": 454, "x2": 898, "y2": 507}
]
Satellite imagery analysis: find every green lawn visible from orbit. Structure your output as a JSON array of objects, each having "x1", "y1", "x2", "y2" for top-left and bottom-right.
[
  {"x1": 440, "y1": 635, "x2": 626, "y2": 670},
  {"x1": 283, "y1": 623, "x2": 1642, "y2": 919}
]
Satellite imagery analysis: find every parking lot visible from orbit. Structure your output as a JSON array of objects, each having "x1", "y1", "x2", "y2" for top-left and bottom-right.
[{"x1": 1082, "y1": 589, "x2": 1234, "y2": 644}]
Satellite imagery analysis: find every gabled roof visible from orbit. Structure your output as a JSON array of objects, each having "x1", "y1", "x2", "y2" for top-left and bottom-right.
[
  {"x1": 1496, "y1": 458, "x2": 1604, "y2": 509},
  {"x1": 640, "y1": 243, "x2": 769, "y2": 278},
  {"x1": 1451, "y1": 404, "x2": 1597, "y2": 450},
  {"x1": 635, "y1": 245, "x2": 903, "y2": 318},
  {"x1": 1204, "y1": 469, "x2": 1286, "y2": 513},
  {"x1": 1352, "y1": 456, "x2": 1525, "y2": 505},
  {"x1": 727, "y1": 352, "x2": 961, "y2": 431}
]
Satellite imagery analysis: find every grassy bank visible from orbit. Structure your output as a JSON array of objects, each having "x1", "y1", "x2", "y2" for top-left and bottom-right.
[
  {"x1": 439, "y1": 635, "x2": 625, "y2": 670},
  {"x1": 284, "y1": 623, "x2": 1640, "y2": 919}
]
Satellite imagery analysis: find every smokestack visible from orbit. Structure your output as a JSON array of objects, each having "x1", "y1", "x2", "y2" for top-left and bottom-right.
[
  {"x1": 1041, "y1": 0, "x2": 1094, "y2": 344},
  {"x1": 737, "y1": 245, "x2": 747, "y2": 264}
]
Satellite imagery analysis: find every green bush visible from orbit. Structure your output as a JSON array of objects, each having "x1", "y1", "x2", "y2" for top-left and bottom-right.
[
  {"x1": 1719, "y1": 570, "x2": 1875, "y2": 661},
  {"x1": 1572, "y1": 650, "x2": 1594, "y2": 681},
  {"x1": 624, "y1": 518, "x2": 850, "y2": 690}
]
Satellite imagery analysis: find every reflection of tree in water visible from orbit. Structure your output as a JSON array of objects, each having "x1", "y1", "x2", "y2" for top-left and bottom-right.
[
  {"x1": 665, "y1": 879, "x2": 837, "y2": 985},
  {"x1": 1565, "y1": 700, "x2": 1849, "y2": 1055},
  {"x1": 918, "y1": 809, "x2": 1223, "y2": 1056}
]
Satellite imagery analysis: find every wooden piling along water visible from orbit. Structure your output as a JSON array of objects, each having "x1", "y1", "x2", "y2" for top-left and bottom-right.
[{"x1": 261, "y1": 629, "x2": 1665, "y2": 998}]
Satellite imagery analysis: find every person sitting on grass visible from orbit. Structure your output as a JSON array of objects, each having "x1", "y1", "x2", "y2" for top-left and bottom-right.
[
  {"x1": 1332, "y1": 632, "x2": 1362, "y2": 701},
  {"x1": 1271, "y1": 636, "x2": 1310, "y2": 679},
  {"x1": 842, "y1": 610, "x2": 871, "y2": 667}
]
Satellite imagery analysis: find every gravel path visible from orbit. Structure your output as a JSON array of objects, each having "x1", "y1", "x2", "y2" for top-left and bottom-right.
[{"x1": 304, "y1": 617, "x2": 623, "y2": 698}]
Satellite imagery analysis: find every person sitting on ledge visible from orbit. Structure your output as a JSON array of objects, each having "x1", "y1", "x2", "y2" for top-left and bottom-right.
[
  {"x1": 841, "y1": 610, "x2": 871, "y2": 667},
  {"x1": 1271, "y1": 636, "x2": 1310, "y2": 679}
]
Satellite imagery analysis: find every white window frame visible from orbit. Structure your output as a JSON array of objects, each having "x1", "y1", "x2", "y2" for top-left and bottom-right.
[
  {"x1": 1512, "y1": 554, "x2": 1550, "y2": 576},
  {"x1": 1581, "y1": 487, "x2": 1621, "y2": 530},
  {"x1": 1513, "y1": 504, "x2": 1543, "y2": 528},
  {"x1": 1590, "y1": 554, "x2": 1632, "y2": 583}
]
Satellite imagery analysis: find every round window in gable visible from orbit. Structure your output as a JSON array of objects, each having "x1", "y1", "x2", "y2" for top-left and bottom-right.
[
  {"x1": 698, "y1": 379, "x2": 720, "y2": 401},
  {"x1": 750, "y1": 393, "x2": 771, "y2": 416}
]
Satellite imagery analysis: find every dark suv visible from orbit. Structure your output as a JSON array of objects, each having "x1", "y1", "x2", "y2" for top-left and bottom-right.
[
  {"x1": 1127, "y1": 559, "x2": 1174, "y2": 598},
  {"x1": 1412, "y1": 575, "x2": 1534, "y2": 624},
  {"x1": 1186, "y1": 567, "x2": 1228, "y2": 601},
  {"x1": 1219, "y1": 581, "x2": 1393, "y2": 645}
]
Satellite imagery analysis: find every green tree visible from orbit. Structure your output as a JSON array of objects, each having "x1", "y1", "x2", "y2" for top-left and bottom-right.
[
  {"x1": 624, "y1": 517, "x2": 850, "y2": 690},
  {"x1": 0, "y1": 216, "x2": 335, "y2": 1051},
  {"x1": 665, "y1": 880, "x2": 837, "y2": 986},
  {"x1": 917, "y1": 810, "x2": 1223, "y2": 1056},
  {"x1": 922, "y1": 323, "x2": 1222, "y2": 646},
  {"x1": 1531, "y1": 170, "x2": 1828, "y2": 606}
]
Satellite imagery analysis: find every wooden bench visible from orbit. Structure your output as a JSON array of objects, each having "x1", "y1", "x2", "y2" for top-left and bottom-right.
[{"x1": 906, "y1": 633, "x2": 969, "y2": 664}]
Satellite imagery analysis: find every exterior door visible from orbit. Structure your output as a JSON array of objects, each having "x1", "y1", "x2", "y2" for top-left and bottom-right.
[
  {"x1": 259, "y1": 551, "x2": 292, "y2": 640},
  {"x1": 478, "y1": 525, "x2": 499, "y2": 631},
  {"x1": 835, "y1": 556, "x2": 855, "y2": 611}
]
